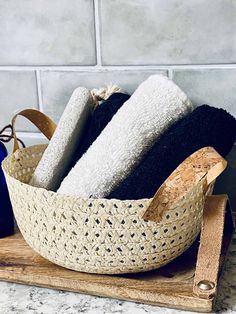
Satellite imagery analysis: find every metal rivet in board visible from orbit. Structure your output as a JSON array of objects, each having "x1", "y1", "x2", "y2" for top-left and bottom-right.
[{"x1": 197, "y1": 280, "x2": 215, "y2": 291}]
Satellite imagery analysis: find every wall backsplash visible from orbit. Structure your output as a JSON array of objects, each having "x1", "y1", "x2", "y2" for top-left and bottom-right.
[{"x1": 0, "y1": 0, "x2": 235, "y2": 206}]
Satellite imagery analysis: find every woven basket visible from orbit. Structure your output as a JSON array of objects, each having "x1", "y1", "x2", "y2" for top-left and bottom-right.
[{"x1": 2, "y1": 109, "x2": 227, "y2": 274}]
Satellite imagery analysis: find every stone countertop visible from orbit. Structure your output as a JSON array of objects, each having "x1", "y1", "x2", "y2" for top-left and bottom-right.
[{"x1": 0, "y1": 233, "x2": 236, "y2": 314}]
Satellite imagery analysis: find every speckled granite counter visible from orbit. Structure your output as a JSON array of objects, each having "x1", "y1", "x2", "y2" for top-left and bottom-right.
[{"x1": 0, "y1": 232, "x2": 236, "y2": 314}]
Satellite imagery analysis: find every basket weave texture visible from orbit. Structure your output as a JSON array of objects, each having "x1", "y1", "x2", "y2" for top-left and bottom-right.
[{"x1": 2, "y1": 144, "x2": 207, "y2": 274}]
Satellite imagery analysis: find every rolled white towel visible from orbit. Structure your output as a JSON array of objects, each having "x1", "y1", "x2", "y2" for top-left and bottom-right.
[
  {"x1": 30, "y1": 87, "x2": 93, "y2": 191},
  {"x1": 58, "y1": 75, "x2": 193, "y2": 198}
]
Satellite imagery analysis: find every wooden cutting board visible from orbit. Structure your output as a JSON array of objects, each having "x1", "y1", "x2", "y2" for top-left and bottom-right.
[{"x1": 0, "y1": 195, "x2": 234, "y2": 313}]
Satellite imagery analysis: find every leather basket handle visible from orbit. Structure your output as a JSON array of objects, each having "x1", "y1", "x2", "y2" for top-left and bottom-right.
[
  {"x1": 143, "y1": 147, "x2": 227, "y2": 223},
  {"x1": 11, "y1": 109, "x2": 57, "y2": 153}
]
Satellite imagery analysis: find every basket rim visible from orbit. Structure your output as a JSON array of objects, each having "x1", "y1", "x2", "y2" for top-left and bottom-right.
[{"x1": 2, "y1": 144, "x2": 152, "y2": 204}]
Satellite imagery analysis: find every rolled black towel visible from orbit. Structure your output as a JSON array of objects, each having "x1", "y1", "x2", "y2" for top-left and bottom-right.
[
  {"x1": 108, "y1": 105, "x2": 236, "y2": 200},
  {"x1": 68, "y1": 92, "x2": 130, "y2": 170}
]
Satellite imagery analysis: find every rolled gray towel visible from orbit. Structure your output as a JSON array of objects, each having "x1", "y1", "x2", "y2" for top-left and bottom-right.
[{"x1": 30, "y1": 87, "x2": 93, "y2": 191}]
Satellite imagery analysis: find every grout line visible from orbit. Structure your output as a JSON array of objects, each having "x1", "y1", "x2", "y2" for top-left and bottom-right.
[
  {"x1": 168, "y1": 69, "x2": 173, "y2": 80},
  {"x1": 0, "y1": 64, "x2": 236, "y2": 71},
  {"x1": 36, "y1": 70, "x2": 44, "y2": 111},
  {"x1": 4, "y1": 131, "x2": 236, "y2": 147},
  {"x1": 94, "y1": 0, "x2": 102, "y2": 66}
]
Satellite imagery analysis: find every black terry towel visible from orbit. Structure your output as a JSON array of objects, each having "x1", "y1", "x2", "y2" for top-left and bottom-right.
[
  {"x1": 68, "y1": 92, "x2": 130, "y2": 169},
  {"x1": 108, "y1": 105, "x2": 236, "y2": 200}
]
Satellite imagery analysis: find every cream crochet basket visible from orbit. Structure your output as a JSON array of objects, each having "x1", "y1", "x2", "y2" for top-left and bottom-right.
[{"x1": 2, "y1": 109, "x2": 227, "y2": 274}]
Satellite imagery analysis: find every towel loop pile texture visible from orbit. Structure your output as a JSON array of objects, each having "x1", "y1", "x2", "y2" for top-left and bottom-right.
[
  {"x1": 108, "y1": 105, "x2": 236, "y2": 200},
  {"x1": 30, "y1": 87, "x2": 93, "y2": 191},
  {"x1": 58, "y1": 75, "x2": 193, "y2": 198},
  {"x1": 68, "y1": 92, "x2": 130, "y2": 170},
  {"x1": 29, "y1": 84, "x2": 125, "y2": 191}
]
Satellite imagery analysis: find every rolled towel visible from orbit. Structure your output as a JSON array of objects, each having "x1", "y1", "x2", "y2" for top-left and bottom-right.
[
  {"x1": 58, "y1": 75, "x2": 193, "y2": 198},
  {"x1": 108, "y1": 105, "x2": 236, "y2": 200},
  {"x1": 30, "y1": 87, "x2": 93, "y2": 191},
  {"x1": 68, "y1": 92, "x2": 130, "y2": 170}
]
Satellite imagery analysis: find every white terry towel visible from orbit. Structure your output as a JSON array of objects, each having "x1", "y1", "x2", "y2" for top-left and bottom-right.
[
  {"x1": 30, "y1": 87, "x2": 93, "y2": 191},
  {"x1": 58, "y1": 75, "x2": 193, "y2": 198}
]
